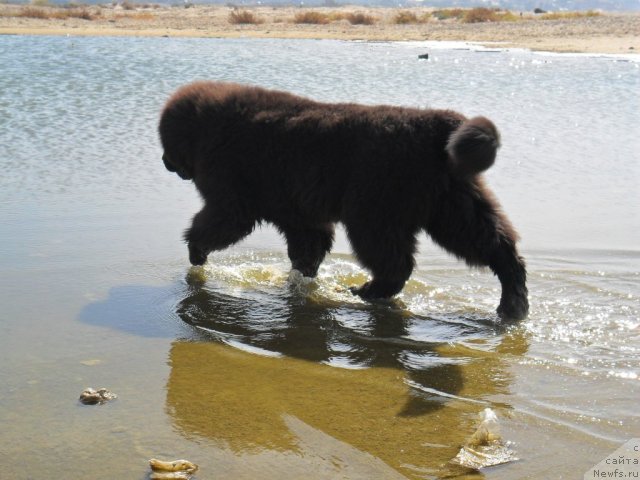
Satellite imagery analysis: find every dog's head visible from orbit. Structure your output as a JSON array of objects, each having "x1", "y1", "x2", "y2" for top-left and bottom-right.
[{"x1": 159, "y1": 88, "x2": 202, "y2": 182}]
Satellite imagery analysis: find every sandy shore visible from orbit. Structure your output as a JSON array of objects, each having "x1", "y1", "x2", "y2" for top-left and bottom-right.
[{"x1": 1, "y1": 4, "x2": 639, "y2": 54}]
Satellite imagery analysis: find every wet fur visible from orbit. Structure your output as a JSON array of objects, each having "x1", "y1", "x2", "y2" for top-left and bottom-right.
[{"x1": 159, "y1": 81, "x2": 529, "y2": 320}]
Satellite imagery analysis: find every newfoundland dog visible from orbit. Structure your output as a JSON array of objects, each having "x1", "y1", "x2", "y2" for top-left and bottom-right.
[{"x1": 159, "y1": 81, "x2": 528, "y2": 321}]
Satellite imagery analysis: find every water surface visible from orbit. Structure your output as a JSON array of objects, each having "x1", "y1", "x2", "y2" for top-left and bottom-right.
[{"x1": 0, "y1": 36, "x2": 638, "y2": 479}]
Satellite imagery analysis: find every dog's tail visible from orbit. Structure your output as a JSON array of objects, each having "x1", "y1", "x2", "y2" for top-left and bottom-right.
[{"x1": 446, "y1": 116, "x2": 500, "y2": 178}]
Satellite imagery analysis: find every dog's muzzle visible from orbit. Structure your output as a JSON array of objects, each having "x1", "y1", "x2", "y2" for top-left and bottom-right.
[
  {"x1": 163, "y1": 153, "x2": 177, "y2": 172},
  {"x1": 163, "y1": 153, "x2": 192, "y2": 180}
]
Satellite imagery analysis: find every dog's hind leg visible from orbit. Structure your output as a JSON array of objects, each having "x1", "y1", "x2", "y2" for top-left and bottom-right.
[
  {"x1": 184, "y1": 203, "x2": 255, "y2": 266},
  {"x1": 280, "y1": 223, "x2": 335, "y2": 277},
  {"x1": 425, "y1": 179, "x2": 528, "y2": 321},
  {"x1": 346, "y1": 222, "x2": 418, "y2": 300}
]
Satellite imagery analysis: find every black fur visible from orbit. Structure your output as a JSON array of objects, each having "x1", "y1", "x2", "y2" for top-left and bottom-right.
[{"x1": 159, "y1": 81, "x2": 528, "y2": 321}]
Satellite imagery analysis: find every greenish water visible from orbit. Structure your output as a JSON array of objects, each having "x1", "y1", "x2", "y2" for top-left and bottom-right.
[{"x1": 0, "y1": 36, "x2": 638, "y2": 479}]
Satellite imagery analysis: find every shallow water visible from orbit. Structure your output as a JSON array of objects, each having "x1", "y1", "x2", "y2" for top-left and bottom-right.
[{"x1": 0, "y1": 36, "x2": 638, "y2": 479}]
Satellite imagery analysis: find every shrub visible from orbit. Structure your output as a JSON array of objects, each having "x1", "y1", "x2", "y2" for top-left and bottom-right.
[
  {"x1": 18, "y1": 7, "x2": 49, "y2": 18},
  {"x1": 345, "y1": 12, "x2": 375, "y2": 25},
  {"x1": 47, "y1": 7, "x2": 96, "y2": 19},
  {"x1": 293, "y1": 11, "x2": 330, "y2": 24},
  {"x1": 327, "y1": 11, "x2": 346, "y2": 21},
  {"x1": 121, "y1": 0, "x2": 136, "y2": 10},
  {"x1": 68, "y1": 8, "x2": 94, "y2": 19},
  {"x1": 16, "y1": 5, "x2": 96, "y2": 20},
  {"x1": 228, "y1": 9, "x2": 262, "y2": 24},
  {"x1": 432, "y1": 8, "x2": 464, "y2": 20},
  {"x1": 393, "y1": 10, "x2": 420, "y2": 24},
  {"x1": 462, "y1": 7, "x2": 499, "y2": 23}
]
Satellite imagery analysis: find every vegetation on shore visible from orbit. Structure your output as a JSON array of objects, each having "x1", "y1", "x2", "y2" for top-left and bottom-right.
[
  {"x1": 228, "y1": 9, "x2": 262, "y2": 24},
  {"x1": 15, "y1": 5, "x2": 98, "y2": 19},
  {"x1": 1, "y1": 2, "x2": 604, "y2": 26},
  {"x1": 292, "y1": 10, "x2": 376, "y2": 25}
]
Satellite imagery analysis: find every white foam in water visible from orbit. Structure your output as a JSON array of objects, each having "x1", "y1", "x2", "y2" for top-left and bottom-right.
[
  {"x1": 198, "y1": 254, "x2": 291, "y2": 289},
  {"x1": 186, "y1": 253, "x2": 367, "y2": 304},
  {"x1": 186, "y1": 251, "x2": 508, "y2": 319},
  {"x1": 287, "y1": 269, "x2": 315, "y2": 289}
]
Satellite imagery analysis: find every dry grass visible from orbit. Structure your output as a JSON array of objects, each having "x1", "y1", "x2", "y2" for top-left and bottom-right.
[
  {"x1": 228, "y1": 9, "x2": 262, "y2": 25},
  {"x1": 432, "y1": 8, "x2": 465, "y2": 20},
  {"x1": 540, "y1": 10, "x2": 602, "y2": 20},
  {"x1": 59, "y1": 8, "x2": 96, "y2": 20},
  {"x1": 17, "y1": 7, "x2": 49, "y2": 18},
  {"x1": 117, "y1": 11, "x2": 155, "y2": 21},
  {"x1": 344, "y1": 12, "x2": 376, "y2": 25},
  {"x1": 462, "y1": 7, "x2": 500, "y2": 23},
  {"x1": 292, "y1": 11, "x2": 330, "y2": 25},
  {"x1": 16, "y1": 6, "x2": 97, "y2": 20},
  {"x1": 431, "y1": 7, "x2": 599, "y2": 23},
  {"x1": 393, "y1": 11, "x2": 426, "y2": 24},
  {"x1": 0, "y1": 3, "x2": 620, "y2": 39},
  {"x1": 457, "y1": 7, "x2": 521, "y2": 23},
  {"x1": 426, "y1": 7, "x2": 604, "y2": 23},
  {"x1": 497, "y1": 10, "x2": 522, "y2": 22}
]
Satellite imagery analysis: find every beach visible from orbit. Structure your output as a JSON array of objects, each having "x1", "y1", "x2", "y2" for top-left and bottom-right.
[{"x1": 1, "y1": 4, "x2": 638, "y2": 54}]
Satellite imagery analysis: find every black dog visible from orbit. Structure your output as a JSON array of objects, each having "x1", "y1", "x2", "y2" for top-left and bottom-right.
[{"x1": 159, "y1": 81, "x2": 528, "y2": 320}]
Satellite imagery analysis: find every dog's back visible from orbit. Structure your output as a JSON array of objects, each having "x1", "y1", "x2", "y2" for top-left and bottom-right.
[{"x1": 159, "y1": 81, "x2": 500, "y2": 221}]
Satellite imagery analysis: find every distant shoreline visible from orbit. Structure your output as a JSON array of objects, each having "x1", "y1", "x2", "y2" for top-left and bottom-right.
[{"x1": 1, "y1": 4, "x2": 638, "y2": 54}]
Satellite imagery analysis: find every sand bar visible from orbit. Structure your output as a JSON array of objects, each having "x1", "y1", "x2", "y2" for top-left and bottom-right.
[{"x1": 1, "y1": 4, "x2": 639, "y2": 54}]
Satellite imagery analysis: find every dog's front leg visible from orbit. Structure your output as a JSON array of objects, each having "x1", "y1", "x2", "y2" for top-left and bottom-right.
[{"x1": 183, "y1": 204, "x2": 255, "y2": 266}]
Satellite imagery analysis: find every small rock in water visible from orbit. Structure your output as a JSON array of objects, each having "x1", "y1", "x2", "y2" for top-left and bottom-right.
[
  {"x1": 79, "y1": 387, "x2": 117, "y2": 405},
  {"x1": 148, "y1": 458, "x2": 198, "y2": 479},
  {"x1": 451, "y1": 408, "x2": 518, "y2": 469}
]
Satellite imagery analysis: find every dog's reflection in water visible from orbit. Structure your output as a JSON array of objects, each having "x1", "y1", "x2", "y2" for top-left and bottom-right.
[{"x1": 165, "y1": 281, "x2": 527, "y2": 477}]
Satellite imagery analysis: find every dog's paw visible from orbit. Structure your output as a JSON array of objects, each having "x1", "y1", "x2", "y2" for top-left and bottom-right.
[
  {"x1": 290, "y1": 262, "x2": 319, "y2": 278},
  {"x1": 188, "y1": 243, "x2": 208, "y2": 266},
  {"x1": 497, "y1": 293, "x2": 529, "y2": 322},
  {"x1": 350, "y1": 276, "x2": 406, "y2": 300},
  {"x1": 349, "y1": 282, "x2": 394, "y2": 301},
  {"x1": 349, "y1": 283, "x2": 370, "y2": 298}
]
